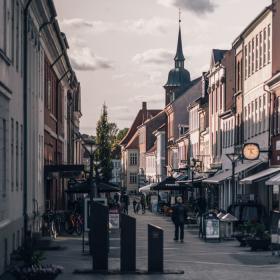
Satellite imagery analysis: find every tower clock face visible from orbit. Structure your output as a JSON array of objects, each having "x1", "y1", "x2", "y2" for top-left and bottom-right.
[{"x1": 242, "y1": 143, "x2": 260, "y2": 160}]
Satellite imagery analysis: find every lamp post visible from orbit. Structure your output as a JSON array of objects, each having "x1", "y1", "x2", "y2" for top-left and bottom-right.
[
  {"x1": 226, "y1": 153, "x2": 240, "y2": 204},
  {"x1": 84, "y1": 139, "x2": 98, "y2": 201}
]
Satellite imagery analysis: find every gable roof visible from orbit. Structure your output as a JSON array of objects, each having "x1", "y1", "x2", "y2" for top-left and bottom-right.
[
  {"x1": 211, "y1": 49, "x2": 228, "y2": 67},
  {"x1": 120, "y1": 108, "x2": 161, "y2": 147}
]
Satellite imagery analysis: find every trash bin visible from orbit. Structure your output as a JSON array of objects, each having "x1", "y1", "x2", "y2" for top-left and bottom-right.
[{"x1": 220, "y1": 213, "x2": 238, "y2": 240}]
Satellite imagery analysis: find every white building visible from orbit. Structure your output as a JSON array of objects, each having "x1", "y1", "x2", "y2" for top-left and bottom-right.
[
  {"x1": 111, "y1": 159, "x2": 121, "y2": 185},
  {"x1": 0, "y1": 0, "x2": 25, "y2": 273}
]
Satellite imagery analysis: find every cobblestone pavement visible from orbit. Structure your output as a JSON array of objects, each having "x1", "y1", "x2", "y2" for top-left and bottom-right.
[{"x1": 12, "y1": 209, "x2": 280, "y2": 280}]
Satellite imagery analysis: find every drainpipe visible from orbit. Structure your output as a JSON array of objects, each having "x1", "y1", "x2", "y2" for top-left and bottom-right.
[{"x1": 23, "y1": 0, "x2": 33, "y2": 245}]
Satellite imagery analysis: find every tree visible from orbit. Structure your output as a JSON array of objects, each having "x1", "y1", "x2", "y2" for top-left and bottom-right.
[
  {"x1": 96, "y1": 104, "x2": 113, "y2": 182},
  {"x1": 111, "y1": 127, "x2": 129, "y2": 159},
  {"x1": 116, "y1": 128, "x2": 129, "y2": 142}
]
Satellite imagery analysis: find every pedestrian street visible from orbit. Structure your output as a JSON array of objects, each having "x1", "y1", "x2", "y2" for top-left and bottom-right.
[{"x1": 34, "y1": 208, "x2": 280, "y2": 280}]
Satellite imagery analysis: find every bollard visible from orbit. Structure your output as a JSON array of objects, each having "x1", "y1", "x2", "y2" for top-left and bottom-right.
[
  {"x1": 148, "y1": 224, "x2": 163, "y2": 273},
  {"x1": 120, "y1": 214, "x2": 136, "y2": 272},
  {"x1": 91, "y1": 202, "x2": 109, "y2": 271}
]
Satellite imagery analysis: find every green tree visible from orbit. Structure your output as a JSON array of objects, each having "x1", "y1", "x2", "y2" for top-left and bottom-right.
[
  {"x1": 96, "y1": 104, "x2": 113, "y2": 182},
  {"x1": 111, "y1": 127, "x2": 129, "y2": 159}
]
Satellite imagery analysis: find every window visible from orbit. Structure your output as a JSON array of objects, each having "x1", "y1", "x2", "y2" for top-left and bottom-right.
[
  {"x1": 220, "y1": 84, "x2": 223, "y2": 110},
  {"x1": 256, "y1": 35, "x2": 259, "y2": 71},
  {"x1": 259, "y1": 31, "x2": 263, "y2": 68},
  {"x1": 244, "y1": 106, "x2": 248, "y2": 140},
  {"x1": 263, "y1": 28, "x2": 267, "y2": 65},
  {"x1": 129, "y1": 173, "x2": 137, "y2": 184},
  {"x1": 245, "y1": 46, "x2": 248, "y2": 79},
  {"x1": 16, "y1": 121, "x2": 19, "y2": 190},
  {"x1": 11, "y1": 118, "x2": 14, "y2": 191},
  {"x1": 263, "y1": 94, "x2": 266, "y2": 131},
  {"x1": 1, "y1": 119, "x2": 7, "y2": 197},
  {"x1": 20, "y1": 124, "x2": 23, "y2": 190},
  {"x1": 15, "y1": 1, "x2": 19, "y2": 70},
  {"x1": 255, "y1": 99, "x2": 258, "y2": 135},
  {"x1": 47, "y1": 80, "x2": 51, "y2": 110},
  {"x1": 248, "y1": 104, "x2": 251, "y2": 138},
  {"x1": 259, "y1": 97, "x2": 262, "y2": 134},
  {"x1": 248, "y1": 42, "x2": 251, "y2": 76},
  {"x1": 268, "y1": 24, "x2": 271, "y2": 63},
  {"x1": 0, "y1": 0, "x2": 13, "y2": 59},
  {"x1": 252, "y1": 38, "x2": 255, "y2": 73},
  {"x1": 129, "y1": 152, "x2": 137, "y2": 166},
  {"x1": 251, "y1": 101, "x2": 254, "y2": 137}
]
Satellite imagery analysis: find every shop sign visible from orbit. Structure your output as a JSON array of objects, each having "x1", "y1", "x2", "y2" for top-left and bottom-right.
[
  {"x1": 276, "y1": 140, "x2": 280, "y2": 151},
  {"x1": 205, "y1": 218, "x2": 220, "y2": 239},
  {"x1": 109, "y1": 213, "x2": 119, "y2": 229},
  {"x1": 84, "y1": 198, "x2": 108, "y2": 231}
]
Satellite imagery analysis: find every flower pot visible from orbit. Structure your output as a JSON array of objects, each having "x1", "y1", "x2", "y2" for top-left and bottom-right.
[
  {"x1": 247, "y1": 238, "x2": 271, "y2": 251},
  {"x1": 10, "y1": 265, "x2": 63, "y2": 280},
  {"x1": 235, "y1": 234, "x2": 249, "y2": 247}
]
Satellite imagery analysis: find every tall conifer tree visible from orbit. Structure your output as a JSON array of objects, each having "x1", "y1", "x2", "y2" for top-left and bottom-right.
[{"x1": 96, "y1": 103, "x2": 112, "y2": 182}]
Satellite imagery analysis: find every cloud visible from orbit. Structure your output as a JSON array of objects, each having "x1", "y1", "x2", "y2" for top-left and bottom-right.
[
  {"x1": 60, "y1": 17, "x2": 172, "y2": 35},
  {"x1": 132, "y1": 49, "x2": 173, "y2": 65},
  {"x1": 69, "y1": 47, "x2": 113, "y2": 71},
  {"x1": 157, "y1": 0, "x2": 216, "y2": 15}
]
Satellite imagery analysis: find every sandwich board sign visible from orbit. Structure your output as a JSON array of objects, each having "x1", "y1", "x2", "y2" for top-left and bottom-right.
[{"x1": 84, "y1": 197, "x2": 107, "y2": 231}]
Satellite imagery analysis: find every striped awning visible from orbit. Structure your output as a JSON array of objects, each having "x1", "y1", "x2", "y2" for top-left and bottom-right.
[
  {"x1": 202, "y1": 160, "x2": 263, "y2": 185},
  {"x1": 265, "y1": 172, "x2": 280, "y2": 185},
  {"x1": 240, "y1": 168, "x2": 280, "y2": 184}
]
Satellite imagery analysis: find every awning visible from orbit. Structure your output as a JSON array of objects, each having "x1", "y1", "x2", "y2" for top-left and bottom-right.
[
  {"x1": 266, "y1": 173, "x2": 280, "y2": 185},
  {"x1": 240, "y1": 168, "x2": 280, "y2": 184},
  {"x1": 177, "y1": 178, "x2": 204, "y2": 187},
  {"x1": 202, "y1": 160, "x2": 263, "y2": 185},
  {"x1": 66, "y1": 181, "x2": 120, "y2": 193},
  {"x1": 139, "y1": 183, "x2": 157, "y2": 192}
]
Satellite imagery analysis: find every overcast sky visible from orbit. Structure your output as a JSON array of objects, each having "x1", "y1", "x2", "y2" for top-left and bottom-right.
[{"x1": 54, "y1": 0, "x2": 271, "y2": 135}]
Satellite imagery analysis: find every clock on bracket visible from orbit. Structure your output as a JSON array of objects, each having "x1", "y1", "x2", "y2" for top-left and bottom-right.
[{"x1": 242, "y1": 143, "x2": 260, "y2": 160}]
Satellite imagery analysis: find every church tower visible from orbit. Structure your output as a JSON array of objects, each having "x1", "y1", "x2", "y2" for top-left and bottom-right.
[{"x1": 164, "y1": 15, "x2": 191, "y2": 105}]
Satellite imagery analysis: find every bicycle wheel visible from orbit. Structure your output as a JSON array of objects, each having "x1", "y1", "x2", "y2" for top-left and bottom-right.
[
  {"x1": 64, "y1": 221, "x2": 75, "y2": 234},
  {"x1": 75, "y1": 223, "x2": 83, "y2": 235}
]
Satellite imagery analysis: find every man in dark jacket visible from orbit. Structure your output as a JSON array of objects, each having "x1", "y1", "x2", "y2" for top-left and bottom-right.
[{"x1": 171, "y1": 197, "x2": 187, "y2": 242}]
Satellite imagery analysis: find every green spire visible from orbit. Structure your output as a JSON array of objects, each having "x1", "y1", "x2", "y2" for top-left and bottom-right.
[{"x1": 174, "y1": 11, "x2": 185, "y2": 68}]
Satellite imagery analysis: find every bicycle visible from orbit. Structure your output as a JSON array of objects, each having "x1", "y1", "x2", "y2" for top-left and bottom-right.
[
  {"x1": 42, "y1": 210, "x2": 57, "y2": 239},
  {"x1": 64, "y1": 212, "x2": 83, "y2": 235}
]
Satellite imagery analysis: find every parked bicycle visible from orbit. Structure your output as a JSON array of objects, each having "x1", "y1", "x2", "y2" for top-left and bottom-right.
[
  {"x1": 64, "y1": 212, "x2": 83, "y2": 235},
  {"x1": 42, "y1": 210, "x2": 57, "y2": 239}
]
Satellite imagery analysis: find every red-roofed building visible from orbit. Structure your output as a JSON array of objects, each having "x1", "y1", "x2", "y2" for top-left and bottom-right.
[{"x1": 120, "y1": 102, "x2": 161, "y2": 193}]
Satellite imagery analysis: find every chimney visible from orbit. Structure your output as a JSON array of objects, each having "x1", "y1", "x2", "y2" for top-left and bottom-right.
[
  {"x1": 142, "y1": 102, "x2": 147, "y2": 123},
  {"x1": 142, "y1": 101, "x2": 147, "y2": 111}
]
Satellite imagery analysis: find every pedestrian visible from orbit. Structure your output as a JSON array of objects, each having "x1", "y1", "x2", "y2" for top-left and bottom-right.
[
  {"x1": 140, "y1": 194, "x2": 146, "y2": 214},
  {"x1": 136, "y1": 198, "x2": 140, "y2": 214},
  {"x1": 171, "y1": 196, "x2": 187, "y2": 242},
  {"x1": 133, "y1": 198, "x2": 137, "y2": 213}
]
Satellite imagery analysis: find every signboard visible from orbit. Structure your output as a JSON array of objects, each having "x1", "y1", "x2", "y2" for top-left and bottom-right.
[
  {"x1": 84, "y1": 198, "x2": 107, "y2": 231},
  {"x1": 276, "y1": 140, "x2": 280, "y2": 151},
  {"x1": 109, "y1": 213, "x2": 119, "y2": 229},
  {"x1": 205, "y1": 218, "x2": 220, "y2": 239}
]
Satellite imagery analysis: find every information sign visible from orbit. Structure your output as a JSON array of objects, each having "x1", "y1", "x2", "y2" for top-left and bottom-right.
[{"x1": 84, "y1": 197, "x2": 107, "y2": 231}]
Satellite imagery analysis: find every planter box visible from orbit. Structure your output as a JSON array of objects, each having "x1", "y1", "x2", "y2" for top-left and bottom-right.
[{"x1": 247, "y1": 238, "x2": 270, "y2": 251}]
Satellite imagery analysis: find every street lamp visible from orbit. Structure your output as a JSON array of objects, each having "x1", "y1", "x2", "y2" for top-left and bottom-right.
[
  {"x1": 84, "y1": 138, "x2": 98, "y2": 200},
  {"x1": 226, "y1": 153, "x2": 240, "y2": 204}
]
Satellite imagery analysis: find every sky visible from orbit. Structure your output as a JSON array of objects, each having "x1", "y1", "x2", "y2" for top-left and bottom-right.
[{"x1": 54, "y1": 0, "x2": 271, "y2": 135}]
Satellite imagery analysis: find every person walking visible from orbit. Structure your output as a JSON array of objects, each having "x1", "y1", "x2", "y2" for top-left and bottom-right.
[
  {"x1": 140, "y1": 194, "x2": 146, "y2": 214},
  {"x1": 133, "y1": 198, "x2": 137, "y2": 213},
  {"x1": 171, "y1": 197, "x2": 187, "y2": 242}
]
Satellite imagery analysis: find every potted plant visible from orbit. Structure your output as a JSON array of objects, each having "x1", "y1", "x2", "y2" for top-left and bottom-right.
[
  {"x1": 235, "y1": 222, "x2": 252, "y2": 247},
  {"x1": 246, "y1": 223, "x2": 271, "y2": 251},
  {"x1": 9, "y1": 238, "x2": 63, "y2": 280}
]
